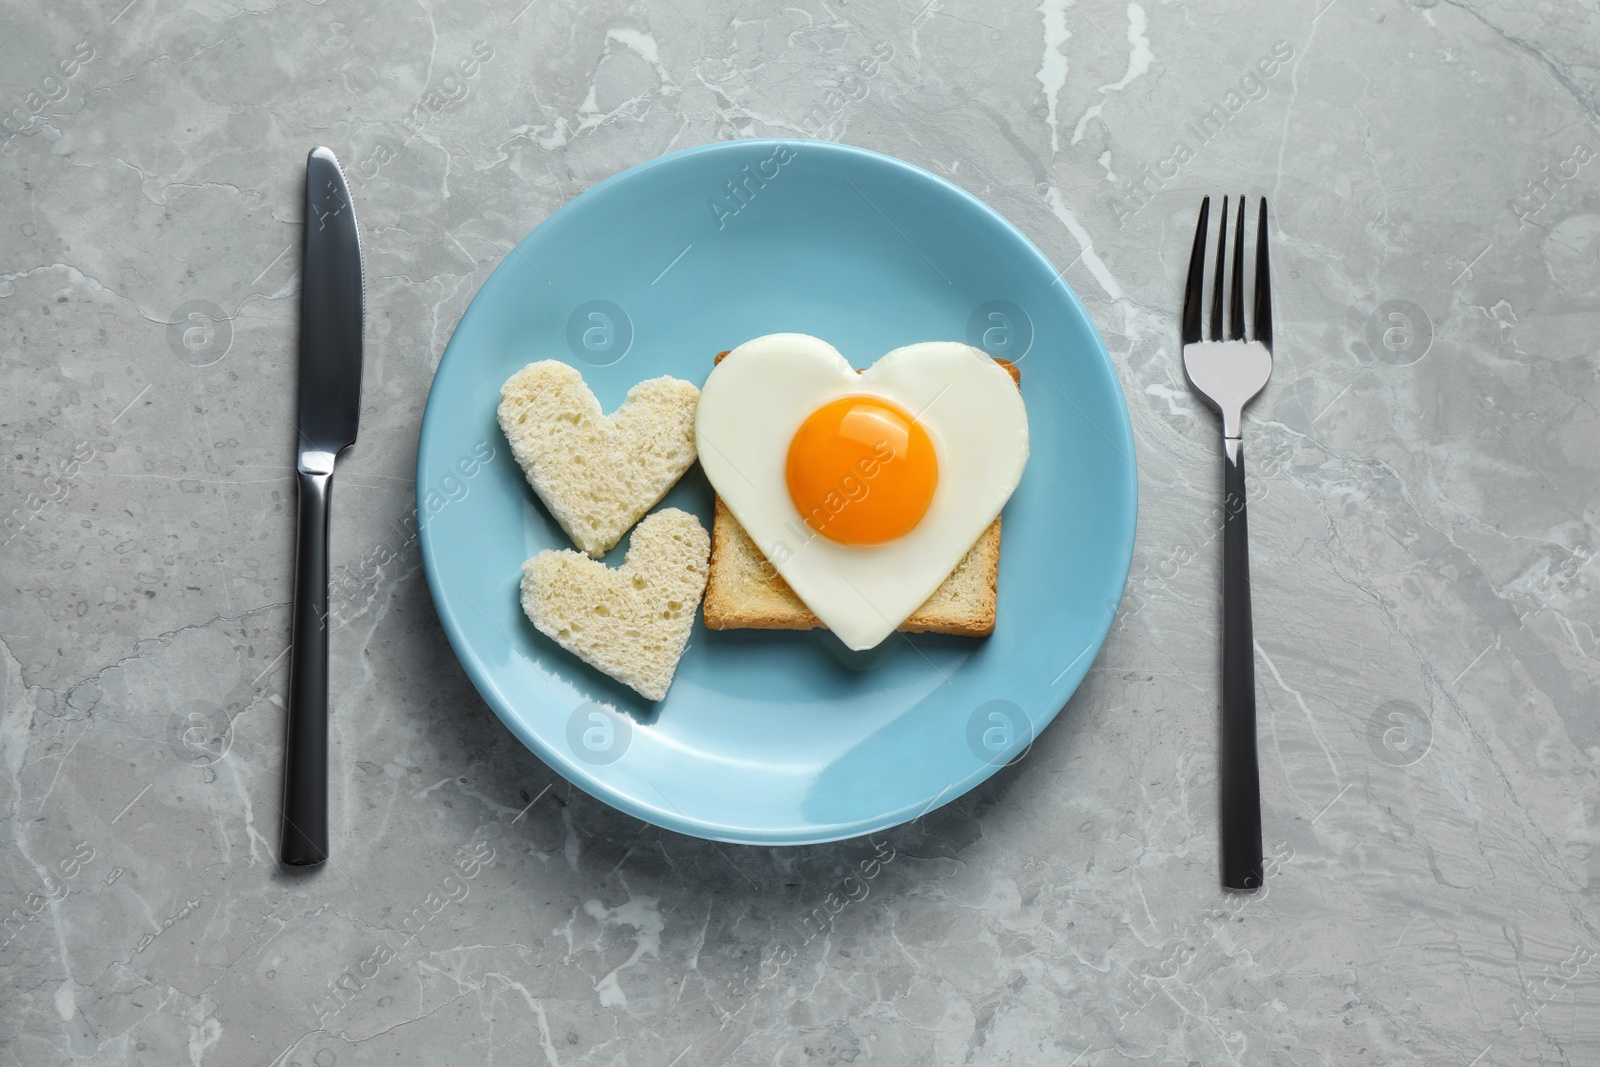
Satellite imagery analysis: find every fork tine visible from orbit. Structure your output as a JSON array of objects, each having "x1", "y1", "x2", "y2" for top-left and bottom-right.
[
  {"x1": 1210, "y1": 197, "x2": 1228, "y2": 341},
  {"x1": 1253, "y1": 198, "x2": 1273, "y2": 351},
  {"x1": 1229, "y1": 195, "x2": 1246, "y2": 340},
  {"x1": 1182, "y1": 196, "x2": 1210, "y2": 346}
]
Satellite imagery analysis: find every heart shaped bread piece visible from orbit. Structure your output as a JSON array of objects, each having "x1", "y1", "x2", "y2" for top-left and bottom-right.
[
  {"x1": 498, "y1": 361, "x2": 699, "y2": 557},
  {"x1": 519, "y1": 508, "x2": 711, "y2": 702},
  {"x1": 695, "y1": 334, "x2": 1028, "y2": 651}
]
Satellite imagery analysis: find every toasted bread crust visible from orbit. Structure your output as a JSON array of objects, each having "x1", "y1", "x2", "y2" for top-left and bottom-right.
[{"x1": 703, "y1": 499, "x2": 1001, "y2": 636}]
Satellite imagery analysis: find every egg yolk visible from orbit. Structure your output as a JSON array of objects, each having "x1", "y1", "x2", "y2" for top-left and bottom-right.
[{"x1": 785, "y1": 396, "x2": 938, "y2": 545}]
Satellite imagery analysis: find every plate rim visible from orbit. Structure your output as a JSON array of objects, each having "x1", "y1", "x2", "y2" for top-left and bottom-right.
[{"x1": 416, "y1": 137, "x2": 1137, "y2": 845}]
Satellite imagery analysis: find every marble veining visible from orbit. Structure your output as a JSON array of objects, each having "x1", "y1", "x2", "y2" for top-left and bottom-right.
[{"x1": 2, "y1": 0, "x2": 1598, "y2": 1063}]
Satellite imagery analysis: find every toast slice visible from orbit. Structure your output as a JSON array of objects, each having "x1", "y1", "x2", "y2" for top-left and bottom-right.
[
  {"x1": 521, "y1": 508, "x2": 711, "y2": 701},
  {"x1": 497, "y1": 361, "x2": 699, "y2": 557},
  {"x1": 702, "y1": 353, "x2": 1018, "y2": 638}
]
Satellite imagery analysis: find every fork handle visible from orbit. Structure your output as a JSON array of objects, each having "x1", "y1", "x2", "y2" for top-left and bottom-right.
[{"x1": 1221, "y1": 438, "x2": 1263, "y2": 890}]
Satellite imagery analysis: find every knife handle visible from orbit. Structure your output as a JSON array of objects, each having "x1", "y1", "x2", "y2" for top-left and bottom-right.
[
  {"x1": 1220, "y1": 438, "x2": 1263, "y2": 890},
  {"x1": 282, "y1": 467, "x2": 333, "y2": 866}
]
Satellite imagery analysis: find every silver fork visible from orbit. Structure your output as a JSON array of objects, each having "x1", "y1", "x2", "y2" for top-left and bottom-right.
[{"x1": 1181, "y1": 195, "x2": 1273, "y2": 891}]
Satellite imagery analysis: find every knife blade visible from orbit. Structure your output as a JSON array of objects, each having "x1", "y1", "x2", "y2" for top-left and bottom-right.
[{"x1": 281, "y1": 146, "x2": 363, "y2": 867}]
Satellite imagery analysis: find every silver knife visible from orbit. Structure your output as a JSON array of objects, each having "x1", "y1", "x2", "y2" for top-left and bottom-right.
[{"x1": 281, "y1": 146, "x2": 363, "y2": 867}]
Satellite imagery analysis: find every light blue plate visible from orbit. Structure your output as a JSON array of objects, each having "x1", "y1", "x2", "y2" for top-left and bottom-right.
[{"x1": 417, "y1": 139, "x2": 1135, "y2": 845}]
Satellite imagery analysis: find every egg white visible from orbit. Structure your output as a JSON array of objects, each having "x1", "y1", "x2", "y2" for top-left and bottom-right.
[{"x1": 695, "y1": 333, "x2": 1030, "y2": 650}]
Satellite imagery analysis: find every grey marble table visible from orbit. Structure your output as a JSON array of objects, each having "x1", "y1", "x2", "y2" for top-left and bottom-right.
[{"x1": 3, "y1": 0, "x2": 1598, "y2": 1063}]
